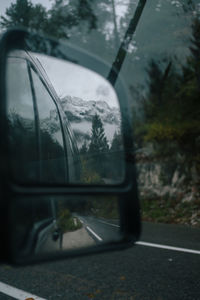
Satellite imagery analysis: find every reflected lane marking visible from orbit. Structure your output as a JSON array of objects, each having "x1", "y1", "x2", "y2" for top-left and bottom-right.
[
  {"x1": 86, "y1": 226, "x2": 103, "y2": 241},
  {"x1": 136, "y1": 241, "x2": 200, "y2": 255},
  {"x1": 0, "y1": 281, "x2": 46, "y2": 300},
  {"x1": 97, "y1": 220, "x2": 120, "y2": 228}
]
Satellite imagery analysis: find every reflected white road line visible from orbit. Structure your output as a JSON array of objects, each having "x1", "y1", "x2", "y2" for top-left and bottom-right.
[
  {"x1": 97, "y1": 220, "x2": 120, "y2": 228},
  {"x1": 86, "y1": 226, "x2": 103, "y2": 241},
  {"x1": 136, "y1": 241, "x2": 200, "y2": 255},
  {"x1": 0, "y1": 281, "x2": 46, "y2": 300}
]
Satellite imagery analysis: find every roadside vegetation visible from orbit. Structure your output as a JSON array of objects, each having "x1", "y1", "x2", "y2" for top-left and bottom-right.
[
  {"x1": 86, "y1": 196, "x2": 119, "y2": 220},
  {"x1": 134, "y1": 16, "x2": 200, "y2": 227},
  {"x1": 58, "y1": 208, "x2": 82, "y2": 234},
  {"x1": 142, "y1": 197, "x2": 200, "y2": 227}
]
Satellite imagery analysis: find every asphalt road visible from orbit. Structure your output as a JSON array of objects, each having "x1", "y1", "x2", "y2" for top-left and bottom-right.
[
  {"x1": 0, "y1": 221, "x2": 199, "y2": 300},
  {"x1": 78, "y1": 215, "x2": 121, "y2": 243}
]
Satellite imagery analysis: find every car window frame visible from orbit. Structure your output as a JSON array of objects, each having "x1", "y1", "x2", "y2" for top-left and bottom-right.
[
  {"x1": 6, "y1": 54, "x2": 40, "y2": 181},
  {"x1": 27, "y1": 58, "x2": 69, "y2": 183}
]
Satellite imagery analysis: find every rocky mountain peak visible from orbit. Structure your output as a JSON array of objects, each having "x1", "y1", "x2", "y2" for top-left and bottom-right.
[{"x1": 60, "y1": 95, "x2": 120, "y2": 125}]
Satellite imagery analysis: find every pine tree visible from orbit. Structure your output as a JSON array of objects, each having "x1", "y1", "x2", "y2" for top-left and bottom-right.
[
  {"x1": 88, "y1": 114, "x2": 109, "y2": 177},
  {"x1": 0, "y1": 0, "x2": 48, "y2": 32},
  {"x1": 80, "y1": 141, "x2": 88, "y2": 154},
  {"x1": 0, "y1": 0, "x2": 97, "y2": 39},
  {"x1": 189, "y1": 17, "x2": 200, "y2": 90},
  {"x1": 89, "y1": 114, "x2": 109, "y2": 154},
  {"x1": 111, "y1": 131, "x2": 122, "y2": 151},
  {"x1": 110, "y1": 131, "x2": 124, "y2": 180}
]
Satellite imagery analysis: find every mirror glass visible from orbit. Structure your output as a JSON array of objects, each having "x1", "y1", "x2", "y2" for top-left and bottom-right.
[
  {"x1": 10, "y1": 196, "x2": 121, "y2": 260},
  {"x1": 6, "y1": 50, "x2": 125, "y2": 185}
]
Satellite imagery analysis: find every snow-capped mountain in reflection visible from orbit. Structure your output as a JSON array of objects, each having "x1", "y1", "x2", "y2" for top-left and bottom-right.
[
  {"x1": 60, "y1": 95, "x2": 120, "y2": 125},
  {"x1": 60, "y1": 95, "x2": 121, "y2": 145}
]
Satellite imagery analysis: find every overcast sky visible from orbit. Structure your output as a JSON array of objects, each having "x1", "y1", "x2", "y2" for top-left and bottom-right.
[{"x1": 36, "y1": 53, "x2": 119, "y2": 107}]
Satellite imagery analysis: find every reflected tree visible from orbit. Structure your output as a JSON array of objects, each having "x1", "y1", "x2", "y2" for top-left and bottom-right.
[
  {"x1": 110, "y1": 131, "x2": 124, "y2": 180},
  {"x1": 79, "y1": 114, "x2": 110, "y2": 183},
  {"x1": 80, "y1": 141, "x2": 88, "y2": 154},
  {"x1": 89, "y1": 114, "x2": 109, "y2": 154},
  {"x1": 88, "y1": 114, "x2": 109, "y2": 177}
]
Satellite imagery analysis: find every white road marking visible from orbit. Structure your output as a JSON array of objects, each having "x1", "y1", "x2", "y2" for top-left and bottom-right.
[
  {"x1": 97, "y1": 220, "x2": 120, "y2": 228},
  {"x1": 86, "y1": 226, "x2": 103, "y2": 241},
  {"x1": 136, "y1": 241, "x2": 200, "y2": 255},
  {"x1": 99, "y1": 221, "x2": 200, "y2": 255},
  {"x1": 0, "y1": 281, "x2": 46, "y2": 300}
]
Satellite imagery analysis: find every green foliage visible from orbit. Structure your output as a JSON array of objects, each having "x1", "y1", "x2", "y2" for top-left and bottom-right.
[
  {"x1": 58, "y1": 208, "x2": 82, "y2": 233},
  {"x1": 79, "y1": 117, "x2": 125, "y2": 184},
  {"x1": 79, "y1": 114, "x2": 109, "y2": 183},
  {"x1": 80, "y1": 141, "x2": 88, "y2": 154},
  {"x1": 89, "y1": 114, "x2": 109, "y2": 153},
  {"x1": 0, "y1": 0, "x2": 97, "y2": 39},
  {"x1": 76, "y1": 0, "x2": 97, "y2": 30},
  {"x1": 88, "y1": 114, "x2": 109, "y2": 177},
  {"x1": 79, "y1": 116, "x2": 125, "y2": 183},
  {"x1": 110, "y1": 131, "x2": 124, "y2": 180},
  {"x1": 80, "y1": 157, "x2": 103, "y2": 184},
  {"x1": 0, "y1": 0, "x2": 127, "y2": 77},
  {"x1": 142, "y1": 196, "x2": 200, "y2": 227},
  {"x1": 144, "y1": 121, "x2": 200, "y2": 143},
  {"x1": 131, "y1": 16, "x2": 200, "y2": 227},
  {"x1": 110, "y1": 131, "x2": 122, "y2": 151},
  {"x1": 134, "y1": 17, "x2": 200, "y2": 170},
  {"x1": 86, "y1": 196, "x2": 119, "y2": 219},
  {"x1": 0, "y1": 0, "x2": 47, "y2": 31}
]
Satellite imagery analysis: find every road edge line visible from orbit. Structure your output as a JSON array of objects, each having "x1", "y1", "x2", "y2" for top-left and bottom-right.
[
  {"x1": 86, "y1": 226, "x2": 103, "y2": 241},
  {"x1": 0, "y1": 281, "x2": 46, "y2": 300},
  {"x1": 136, "y1": 241, "x2": 200, "y2": 255}
]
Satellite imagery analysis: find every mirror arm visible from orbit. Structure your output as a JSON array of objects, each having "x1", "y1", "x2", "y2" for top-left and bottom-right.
[{"x1": 107, "y1": 0, "x2": 147, "y2": 86}]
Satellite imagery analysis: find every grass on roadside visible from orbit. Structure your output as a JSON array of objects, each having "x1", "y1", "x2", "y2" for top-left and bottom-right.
[
  {"x1": 58, "y1": 209, "x2": 82, "y2": 233},
  {"x1": 141, "y1": 197, "x2": 200, "y2": 227}
]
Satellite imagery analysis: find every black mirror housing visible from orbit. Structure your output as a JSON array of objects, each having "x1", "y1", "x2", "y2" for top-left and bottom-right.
[{"x1": 0, "y1": 29, "x2": 140, "y2": 264}]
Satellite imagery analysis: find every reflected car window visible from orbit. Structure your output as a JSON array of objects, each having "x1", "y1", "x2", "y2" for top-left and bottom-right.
[
  {"x1": 30, "y1": 67, "x2": 67, "y2": 183},
  {"x1": 6, "y1": 56, "x2": 38, "y2": 182}
]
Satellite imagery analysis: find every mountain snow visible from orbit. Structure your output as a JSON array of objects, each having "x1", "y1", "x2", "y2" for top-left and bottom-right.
[
  {"x1": 60, "y1": 95, "x2": 121, "y2": 146},
  {"x1": 60, "y1": 95, "x2": 120, "y2": 125}
]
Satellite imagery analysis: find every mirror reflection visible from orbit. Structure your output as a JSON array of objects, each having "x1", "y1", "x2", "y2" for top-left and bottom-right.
[
  {"x1": 6, "y1": 50, "x2": 125, "y2": 185},
  {"x1": 10, "y1": 196, "x2": 121, "y2": 258}
]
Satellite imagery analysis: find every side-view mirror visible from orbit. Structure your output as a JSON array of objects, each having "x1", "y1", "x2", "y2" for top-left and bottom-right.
[{"x1": 0, "y1": 29, "x2": 140, "y2": 264}]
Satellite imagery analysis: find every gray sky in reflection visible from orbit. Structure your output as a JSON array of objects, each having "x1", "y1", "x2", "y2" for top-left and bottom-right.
[{"x1": 36, "y1": 53, "x2": 119, "y2": 107}]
